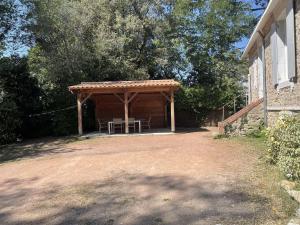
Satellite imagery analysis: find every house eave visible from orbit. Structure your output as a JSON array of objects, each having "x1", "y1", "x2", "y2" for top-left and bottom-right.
[{"x1": 241, "y1": 0, "x2": 280, "y2": 60}]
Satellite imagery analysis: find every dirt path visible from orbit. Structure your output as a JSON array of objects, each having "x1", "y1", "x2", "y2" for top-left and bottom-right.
[{"x1": 0, "y1": 128, "x2": 278, "y2": 225}]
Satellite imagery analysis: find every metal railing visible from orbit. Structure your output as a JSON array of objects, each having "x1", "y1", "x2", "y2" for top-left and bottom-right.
[{"x1": 221, "y1": 93, "x2": 248, "y2": 121}]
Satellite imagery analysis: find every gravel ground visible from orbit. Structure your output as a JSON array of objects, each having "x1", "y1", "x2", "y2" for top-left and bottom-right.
[{"x1": 0, "y1": 128, "x2": 281, "y2": 225}]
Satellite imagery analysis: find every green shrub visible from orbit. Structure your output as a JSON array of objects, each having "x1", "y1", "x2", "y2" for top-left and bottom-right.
[
  {"x1": 245, "y1": 120, "x2": 265, "y2": 138},
  {"x1": 52, "y1": 110, "x2": 77, "y2": 136},
  {"x1": 0, "y1": 99, "x2": 21, "y2": 144},
  {"x1": 266, "y1": 115, "x2": 300, "y2": 180}
]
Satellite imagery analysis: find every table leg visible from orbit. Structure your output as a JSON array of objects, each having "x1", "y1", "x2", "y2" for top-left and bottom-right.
[{"x1": 139, "y1": 121, "x2": 141, "y2": 133}]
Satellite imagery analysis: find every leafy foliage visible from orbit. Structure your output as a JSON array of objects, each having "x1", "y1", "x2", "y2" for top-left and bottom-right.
[
  {"x1": 0, "y1": 0, "x2": 257, "y2": 143},
  {"x1": 0, "y1": 0, "x2": 31, "y2": 55},
  {"x1": 0, "y1": 97, "x2": 20, "y2": 144},
  {"x1": 0, "y1": 57, "x2": 42, "y2": 143},
  {"x1": 174, "y1": 0, "x2": 252, "y2": 116},
  {"x1": 0, "y1": 0, "x2": 15, "y2": 53},
  {"x1": 266, "y1": 115, "x2": 300, "y2": 180},
  {"x1": 254, "y1": 0, "x2": 269, "y2": 8},
  {"x1": 23, "y1": 0, "x2": 183, "y2": 85}
]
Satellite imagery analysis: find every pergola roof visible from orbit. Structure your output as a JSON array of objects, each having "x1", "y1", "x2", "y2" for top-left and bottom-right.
[
  {"x1": 69, "y1": 79, "x2": 180, "y2": 93},
  {"x1": 71, "y1": 79, "x2": 179, "y2": 135}
]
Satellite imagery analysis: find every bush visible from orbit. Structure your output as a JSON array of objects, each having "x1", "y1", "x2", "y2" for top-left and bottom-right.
[
  {"x1": 245, "y1": 120, "x2": 265, "y2": 138},
  {"x1": 52, "y1": 110, "x2": 77, "y2": 136},
  {"x1": 0, "y1": 99, "x2": 21, "y2": 144},
  {"x1": 266, "y1": 115, "x2": 300, "y2": 180}
]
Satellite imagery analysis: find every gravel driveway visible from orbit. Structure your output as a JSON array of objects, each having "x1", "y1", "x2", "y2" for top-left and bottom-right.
[{"x1": 0, "y1": 128, "x2": 280, "y2": 225}]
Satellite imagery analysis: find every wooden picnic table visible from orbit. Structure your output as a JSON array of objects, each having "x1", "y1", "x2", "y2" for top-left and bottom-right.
[{"x1": 108, "y1": 120, "x2": 141, "y2": 134}]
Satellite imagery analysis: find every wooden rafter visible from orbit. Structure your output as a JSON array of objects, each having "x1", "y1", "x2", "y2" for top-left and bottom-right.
[
  {"x1": 128, "y1": 92, "x2": 138, "y2": 103},
  {"x1": 80, "y1": 93, "x2": 93, "y2": 105},
  {"x1": 113, "y1": 93, "x2": 124, "y2": 103},
  {"x1": 160, "y1": 91, "x2": 170, "y2": 102}
]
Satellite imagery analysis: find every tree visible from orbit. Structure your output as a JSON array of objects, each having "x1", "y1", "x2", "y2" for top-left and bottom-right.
[
  {"x1": 0, "y1": 0, "x2": 31, "y2": 56},
  {"x1": 20, "y1": 0, "x2": 188, "y2": 134},
  {"x1": 0, "y1": 0, "x2": 256, "y2": 142},
  {"x1": 22, "y1": 0, "x2": 184, "y2": 84},
  {"x1": 254, "y1": 0, "x2": 269, "y2": 8},
  {"x1": 0, "y1": 57, "x2": 42, "y2": 143},
  {"x1": 172, "y1": 0, "x2": 253, "y2": 120},
  {"x1": 0, "y1": 0, "x2": 15, "y2": 54}
]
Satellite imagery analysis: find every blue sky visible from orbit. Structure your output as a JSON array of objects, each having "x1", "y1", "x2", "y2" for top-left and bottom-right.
[{"x1": 235, "y1": 0, "x2": 265, "y2": 50}]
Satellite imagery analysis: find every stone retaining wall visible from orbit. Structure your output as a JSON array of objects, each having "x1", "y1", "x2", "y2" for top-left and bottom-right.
[{"x1": 225, "y1": 102, "x2": 264, "y2": 135}]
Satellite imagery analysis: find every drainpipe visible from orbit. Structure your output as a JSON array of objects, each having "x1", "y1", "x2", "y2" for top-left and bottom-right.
[{"x1": 258, "y1": 30, "x2": 268, "y2": 127}]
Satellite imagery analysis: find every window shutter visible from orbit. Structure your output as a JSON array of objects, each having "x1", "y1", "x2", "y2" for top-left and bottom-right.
[
  {"x1": 271, "y1": 23, "x2": 278, "y2": 86},
  {"x1": 258, "y1": 45, "x2": 264, "y2": 98},
  {"x1": 286, "y1": 0, "x2": 296, "y2": 80},
  {"x1": 253, "y1": 56, "x2": 258, "y2": 88},
  {"x1": 248, "y1": 74, "x2": 251, "y2": 103}
]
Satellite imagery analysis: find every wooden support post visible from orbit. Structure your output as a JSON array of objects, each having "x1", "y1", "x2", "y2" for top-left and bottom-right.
[
  {"x1": 124, "y1": 92, "x2": 129, "y2": 134},
  {"x1": 233, "y1": 98, "x2": 236, "y2": 113},
  {"x1": 170, "y1": 90, "x2": 175, "y2": 132},
  {"x1": 77, "y1": 93, "x2": 83, "y2": 135},
  {"x1": 222, "y1": 106, "x2": 225, "y2": 121}
]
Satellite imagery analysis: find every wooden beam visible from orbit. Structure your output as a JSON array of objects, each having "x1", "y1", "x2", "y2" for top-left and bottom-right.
[
  {"x1": 160, "y1": 91, "x2": 170, "y2": 102},
  {"x1": 113, "y1": 93, "x2": 124, "y2": 103},
  {"x1": 81, "y1": 93, "x2": 92, "y2": 105},
  {"x1": 124, "y1": 92, "x2": 129, "y2": 134},
  {"x1": 77, "y1": 87, "x2": 175, "y2": 94},
  {"x1": 77, "y1": 93, "x2": 83, "y2": 135},
  {"x1": 128, "y1": 92, "x2": 138, "y2": 103},
  {"x1": 170, "y1": 90, "x2": 175, "y2": 132}
]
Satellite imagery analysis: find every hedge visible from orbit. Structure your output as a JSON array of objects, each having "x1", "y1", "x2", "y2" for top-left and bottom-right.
[{"x1": 266, "y1": 115, "x2": 300, "y2": 180}]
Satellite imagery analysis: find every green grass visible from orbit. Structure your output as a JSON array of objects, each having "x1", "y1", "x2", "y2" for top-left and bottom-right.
[
  {"x1": 294, "y1": 182, "x2": 300, "y2": 191},
  {"x1": 231, "y1": 135, "x2": 298, "y2": 223}
]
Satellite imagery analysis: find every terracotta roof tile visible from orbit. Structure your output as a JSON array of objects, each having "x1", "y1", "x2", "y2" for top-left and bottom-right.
[{"x1": 69, "y1": 79, "x2": 180, "y2": 91}]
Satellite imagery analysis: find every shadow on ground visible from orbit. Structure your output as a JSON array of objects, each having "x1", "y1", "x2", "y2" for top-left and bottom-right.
[
  {"x1": 0, "y1": 137, "x2": 77, "y2": 164},
  {"x1": 0, "y1": 127, "x2": 209, "y2": 164},
  {"x1": 175, "y1": 127, "x2": 210, "y2": 134},
  {"x1": 0, "y1": 173, "x2": 277, "y2": 225}
]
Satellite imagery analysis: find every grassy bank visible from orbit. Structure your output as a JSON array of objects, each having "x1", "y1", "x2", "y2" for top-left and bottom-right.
[{"x1": 232, "y1": 135, "x2": 298, "y2": 224}]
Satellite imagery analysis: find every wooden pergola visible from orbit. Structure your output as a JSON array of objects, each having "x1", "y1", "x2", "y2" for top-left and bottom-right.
[{"x1": 69, "y1": 80, "x2": 180, "y2": 135}]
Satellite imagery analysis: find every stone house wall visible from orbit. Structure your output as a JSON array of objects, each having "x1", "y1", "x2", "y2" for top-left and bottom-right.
[
  {"x1": 264, "y1": 0, "x2": 300, "y2": 125},
  {"x1": 220, "y1": 0, "x2": 300, "y2": 135},
  {"x1": 247, "y1": 0, "x2": 300, "y2": 126}
]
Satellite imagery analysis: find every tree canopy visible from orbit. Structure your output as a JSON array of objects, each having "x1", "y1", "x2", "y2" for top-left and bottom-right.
[{"x1": 0, "y1": 0, "x2": 258, "y2": 143}]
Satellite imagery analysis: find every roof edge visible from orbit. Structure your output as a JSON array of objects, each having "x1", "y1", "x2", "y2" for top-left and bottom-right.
[
  {"x1": 68, "y1": 79, "x2": 181, "y2": 92},
  {"x1": 241, "y1": 0, "x2": 279, "y2": 60}
]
